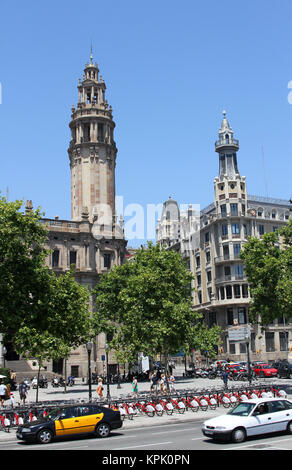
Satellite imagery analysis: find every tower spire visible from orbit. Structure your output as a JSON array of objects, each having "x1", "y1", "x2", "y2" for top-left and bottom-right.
[{"x1": 90, "y1": 42, "x2": 93, "y2": 64}]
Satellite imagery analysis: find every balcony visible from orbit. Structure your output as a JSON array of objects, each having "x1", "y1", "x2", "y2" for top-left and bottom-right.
[
  {"x1": 215, "y1": 138, "x2": 239, "y2": 151},
  {"x1": 214, "y1": 253, "x2": 241, "y2": 264}
]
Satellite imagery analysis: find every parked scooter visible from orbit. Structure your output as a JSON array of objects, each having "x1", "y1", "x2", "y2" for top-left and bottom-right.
[
  {"x1": 31, "y1": 377, "x2": 38, "y2": 389},
  {"x1": 67, "y1": 375, "x2": 75, "y2": 387},
  {"x1": 51, "y1": 376, "x2": 59, "y2": 388},
  {"x1": 39, "y1": 376, "x2": 48, "y2": 388},
  {"x1": 59, "y1": 377, "x2": 66, "y2": 387}
]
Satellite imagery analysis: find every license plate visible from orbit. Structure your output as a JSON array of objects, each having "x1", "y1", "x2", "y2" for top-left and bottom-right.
[{"x1": 204, "y1": 430, "x2": 214, "y2": 435}]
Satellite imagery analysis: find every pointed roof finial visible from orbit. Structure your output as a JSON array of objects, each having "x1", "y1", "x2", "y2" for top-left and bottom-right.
[{"x1": 90, "y1": 42, "x2": 93, "y2": 64}]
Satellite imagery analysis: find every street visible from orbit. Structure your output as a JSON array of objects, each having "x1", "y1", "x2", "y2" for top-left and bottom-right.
[{"x1": 2, "y1": 417, "x2": 292, "y2": 452}]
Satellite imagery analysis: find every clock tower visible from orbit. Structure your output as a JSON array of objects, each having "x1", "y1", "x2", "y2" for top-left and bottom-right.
[{"x1": 68, "y1": 52, "x2": 117, "y2": 225}]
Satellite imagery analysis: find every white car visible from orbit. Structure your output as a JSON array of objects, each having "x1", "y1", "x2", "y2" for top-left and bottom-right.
[{"x1": 202, "y1": 397, "x2": 292, "y2": 443}]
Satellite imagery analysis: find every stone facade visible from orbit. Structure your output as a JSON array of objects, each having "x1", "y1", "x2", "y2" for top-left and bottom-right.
[{"x1": 157, "y1": 112, "x2": 292, "y2": 363}]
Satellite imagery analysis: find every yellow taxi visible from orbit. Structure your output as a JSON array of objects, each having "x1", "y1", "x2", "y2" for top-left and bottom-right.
[{"x1": 16, "y1": 403, "x2": 122, "y2": 444}]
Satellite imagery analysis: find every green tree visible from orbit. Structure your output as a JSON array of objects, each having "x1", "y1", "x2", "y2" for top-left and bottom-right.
[
  {"x1": 0, "y1": 197, "x2": 91, "y2": 362},
  {"x1": 92, "y1": 243, "x2": 221, "y2": 372},
  {"x1": 240, "y1": 220, "x2": 292, "y2": 325},
  {"x1": 0, "y1": 197, "x2": 49, "y2": 338}
]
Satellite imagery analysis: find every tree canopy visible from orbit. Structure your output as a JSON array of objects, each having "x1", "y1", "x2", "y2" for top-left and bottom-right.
[
  {"x1": 0, "y1": 197, "x2": 91, "y2": 359},
  {"x1": 240, "y1": 220, "x2": 292, "y2": 325},
  {"x1": 93, "y1": 242, "x2": 221, "y2": 366}
]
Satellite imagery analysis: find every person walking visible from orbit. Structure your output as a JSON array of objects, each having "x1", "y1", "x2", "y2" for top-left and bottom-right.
[
  {"x1": 221, "y1": 368, "x2": 229, "y2": 389},
  {"x1": 132, "y1": 376, "x2": 138, "y2": 397},
  {"x1": 19, "y1": 381, "x2": 28, "y2": 405},
  {"x1": 0, "y1": 381, "x2": 7, "y2": 408},
  {"x1": 160, "y1": 374, "x2": 166, "y2": 394},
  {"x1": 168, "y1": 373, "x2": 176, "y2": 393},
  {"x1": 96, "y1": 378, "x2": 104, "y2": 400}
]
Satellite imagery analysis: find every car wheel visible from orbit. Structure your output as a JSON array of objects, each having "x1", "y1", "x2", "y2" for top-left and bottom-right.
[
  {"x1": 37, "y1": 429, "x2": 53, "y2": 444},
  {"x1": 231, "y1": 427, "x2": 246, "y2": 443},
  {"x1": 95, "y1": 422, "x2": 110, "y2": 438},
  {"x1": 287, "y1": 421, "x2": 292, "y2": 434}
]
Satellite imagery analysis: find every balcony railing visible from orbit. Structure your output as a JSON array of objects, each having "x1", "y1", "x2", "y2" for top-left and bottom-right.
[
  {"x1": 214, "y1": 253, "x2": 241, "y2": 263},
  {"x1": 215, "y1": 138, "x2": 239, "y2": 149}
]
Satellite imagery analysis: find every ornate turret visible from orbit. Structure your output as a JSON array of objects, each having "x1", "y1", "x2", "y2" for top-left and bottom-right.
[{"x1": 215, "y1": 110, "x2": 240, "y2": 179}]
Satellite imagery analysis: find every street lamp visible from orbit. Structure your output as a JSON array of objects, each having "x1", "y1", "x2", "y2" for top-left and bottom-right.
[
  {"x1": 105, "y1": 343, "x2": 110, "y2": 399},
  {"x1": 86, "y1": 341, "x2": 93, "y2": 401}
]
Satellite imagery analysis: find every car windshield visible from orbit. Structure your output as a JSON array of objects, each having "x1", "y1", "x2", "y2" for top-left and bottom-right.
[
  {"x1": 262, "y1": 365, "x2": 272, "y2": 369},
  {"x1": 227, "y1": 402, "x2": 255, "y2": 416}
]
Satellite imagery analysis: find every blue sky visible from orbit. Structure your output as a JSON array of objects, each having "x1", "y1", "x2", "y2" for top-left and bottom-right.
[{"x1": 1, "y1": 0, "x2": 292, "y2": 246}]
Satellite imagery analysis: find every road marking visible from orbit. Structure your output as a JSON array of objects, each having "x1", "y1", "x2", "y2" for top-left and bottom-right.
[
  {"x1": 222, "y1": 436, "x2": 292, "y2": 450},
  {"x1": 114, "y1": 441, "x2": 172, "y2": 450}
]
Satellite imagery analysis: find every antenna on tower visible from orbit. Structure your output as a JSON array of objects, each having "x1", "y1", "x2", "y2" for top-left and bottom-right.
[{"x1": 261, "y1": 145, "x2": 269, "y2": 197}]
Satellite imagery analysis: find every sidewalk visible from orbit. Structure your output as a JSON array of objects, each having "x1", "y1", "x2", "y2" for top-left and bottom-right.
[{"x1": 0, "y1": 376, "x2": 290, "y2": 442}]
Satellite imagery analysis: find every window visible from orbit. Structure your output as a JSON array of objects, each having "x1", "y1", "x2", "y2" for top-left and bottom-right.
[
  {"x1": 196, "y1": 256, "x2": 200, "y2": 268},
  {"x1": 242, "y1": 284, "x2": 249, "y2": 298},
  {"x1": 229, "y1": 343, "x2": 236, "y2": 354},
  {"x1": 233, "y1": 243, "x2": 241, "y2": 258},
  {"x1": 234, "y1": 264, "x2": 243, "y2": 278},
  {"x1": 69, "y1": 251, "x2": 77, "y2": 266},
  {"x1": 104, "y1": 253, "x2": 111, "y2": 268},
  {"x1": 208, "y1": 311, "x2": 217, "y2": 326},
  {"x1": 234, "y1": 284, "x2": 241, "y2": 298},
  {"x1": 243, "y1": 224, "x2": 248, "y2": 236},
  {"x1": 259, "y1": 224, "x2": 265, "y2": 235},
  {"x1": 206, "y1": 251, "x2": 211, "y2": 263},
  {"x1": 230, "y1": 203, "x2": 238, "y2": 216},
  {"x1": 265, "y1": 332, "x2": 275, "y2": 352},
  {"x1": 227, "y1": 308, "x2": 233, "y2": 325},
  {"x1": 198, "y1": 291, "x2": 202, "y2": 304},
  {"x1": 232, "y1": 223, "x2": 240, "y2": 234},
  {"x1": 52, "y1": 250, "x2": 59, "y2": 267},
  {"x1": 280, "y1": 331, "x2": 288, "y2": 351},
  {"x1": 222, "y1": 224, "x2": 228, "y2": 236},
  {"x1": 98, "y1": 123, "x2": 104, "y2": 142},
  {"x1": 226, "y1": 285, "x2": 232, "y2": 299},
  {"x1": 205, "y1": 232, "x2": 210, "y2": 243},
  {"x1": 223, "y1": 245, "x2": 230, "y2": 260},
  {"x1": 240, "y1": 343, "x2": 247, "y2": 353},
  {"x1": 224, "y1": 265, "x2": 231, "y2": 277},
  {"x1": 238, "y1": 307, "x2": 247, "y2": 324},
  {"x1": 207, "y1": 271, "x2": 212, "y2": 282},
  {"x1": 221, "y1": 204, "x2": 227, "y2": 216},
  {"x1": 220, "y1": 287, "x2": 225, "y2": 300},
  {"x1": 241, "y1": 204, "x2": 245, "y2": 215},
  {"x1": 196, "y1": 274, "x2": 201, "y2": 287}
]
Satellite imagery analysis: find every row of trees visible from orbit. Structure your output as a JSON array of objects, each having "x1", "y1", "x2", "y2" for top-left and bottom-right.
[{"x1": 0, "y1": 197, "x2": 222, "y2": 380}]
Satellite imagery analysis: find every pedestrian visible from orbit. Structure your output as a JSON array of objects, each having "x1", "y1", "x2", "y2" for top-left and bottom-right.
[
  {"x1": 0, "y1": 381, "x2": 7, "y2": 408},
  {"x1": 160, "y1": 374, "x2": 166, "y2": 394},
  {"x1": 168, "y1": 373, "x2": 176, "y2": 393},
  {"x1": 151, "y1": 371, "x2": 158, "y2": 395},
  {"x1": 132, "y1": 376, "x2": 138, "y2": 397},
  {"x1": 96, "y1": 378, "x2": 104, "y2": 400},
  {"x1": 10, "y1": 392, "x2": 15, "y2": 408},
  {"x1": 19, "y1": 381, "x2": 27, "y2": 405},
  {"x1": 221, "y1": 368, "x2": 228, "y2": 389}
]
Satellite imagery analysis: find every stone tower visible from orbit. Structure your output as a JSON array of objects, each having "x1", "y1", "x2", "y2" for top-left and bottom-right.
[{"x1": 68, "y1": 52, "x2": 117, "y2": 224}]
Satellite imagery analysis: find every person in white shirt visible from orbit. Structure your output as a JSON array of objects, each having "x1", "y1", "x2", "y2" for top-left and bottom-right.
[{"x1": 0, "y1": 382, "x2": 7, "y2": 408}]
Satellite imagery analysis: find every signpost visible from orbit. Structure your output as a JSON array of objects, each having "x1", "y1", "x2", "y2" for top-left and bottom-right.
[{"x1": 228, "y1": 326, "x2": 252, "y2": 384}]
